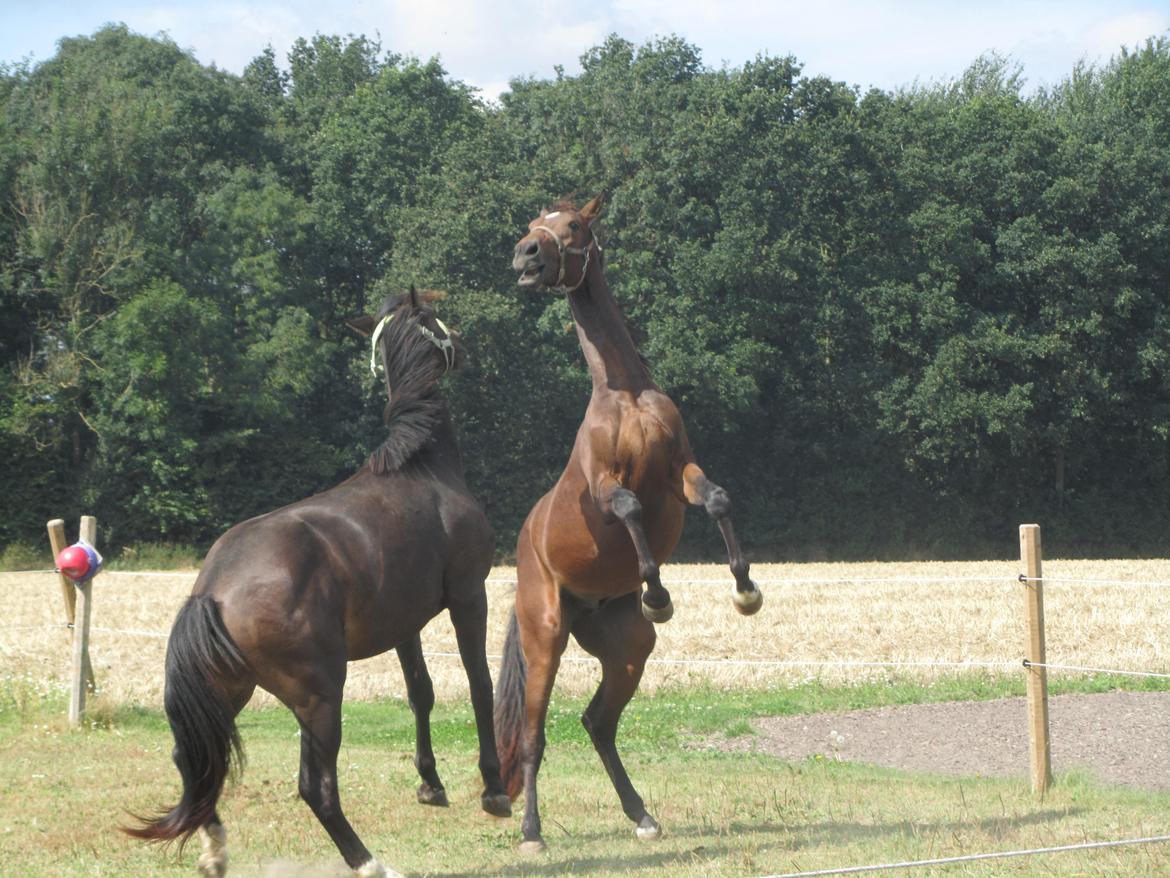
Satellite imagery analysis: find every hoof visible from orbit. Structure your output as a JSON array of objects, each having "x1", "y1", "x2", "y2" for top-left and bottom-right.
[
  {"x1": 641, "y1": 597, "x2": 674, "y2": 623},
  {"x1": 732, "y1": 583, "x2": 763, "y2": 616},
  {"x1": 635, "y1": 815, "x2": 662, "y2": 840},
  {"x1": 481, "y1": 792, "x2": 512, "y2": 818},
  {"x1": 197, "y1": 824, "x2": 227, "y2": 878},
  {"x1": 417, "y1": 782, "x2": 448, "y2": 807},
  {"x1": 519, "y1": 838, "x2": 547, "y2": 855},
  {"x1": 356, "y1": 860, "x2": 405, "y2": 878}
]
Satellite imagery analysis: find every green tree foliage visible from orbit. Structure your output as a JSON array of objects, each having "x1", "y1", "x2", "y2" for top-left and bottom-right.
[{"x1": 3, "y1": 25, "x2": 1170, "y2": 559}]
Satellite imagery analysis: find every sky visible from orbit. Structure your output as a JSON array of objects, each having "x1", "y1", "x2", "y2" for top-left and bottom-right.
[{"x1": 2, "y1": 1, "x2": 1169, "y2": 102}]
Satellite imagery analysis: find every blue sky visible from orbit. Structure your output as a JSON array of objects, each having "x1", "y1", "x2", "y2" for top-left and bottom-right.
[{"x1": 2, "y1": 1, "x2": 1168, "y2": 101}]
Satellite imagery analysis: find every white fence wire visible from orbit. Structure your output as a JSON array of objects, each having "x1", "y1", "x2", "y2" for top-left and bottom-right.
[{"x1": 756, "y1": 833, "x2": 1170, "y2": 878}]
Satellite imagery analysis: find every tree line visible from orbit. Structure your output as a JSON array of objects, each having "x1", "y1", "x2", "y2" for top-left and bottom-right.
[{"x1": 2, "y1": 25, "x2": 1169, "y2": 560}]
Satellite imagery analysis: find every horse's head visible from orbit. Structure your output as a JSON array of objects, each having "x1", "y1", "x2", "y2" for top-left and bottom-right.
[
  {"x1": 346, "y1": 287, "x2": 461, "y2": 381},
  {"x1": 347, "y1": 288, "x2": 463, "y2": 472},
  {"x1": 512, "y1": 196, "x2": 603, "y2": 294}
]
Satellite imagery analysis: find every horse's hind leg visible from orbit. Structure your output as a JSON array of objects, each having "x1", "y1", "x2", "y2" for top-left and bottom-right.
[
  {"x1": 448, "y1": 588, "x2": 511, "y2": 817},
  {"x1": 197, "y1": 684, "x2": 254, "y2": 878},
  {"x1": 285, "y1": 670, "x2": 402, "y2": 878},
  {"x1": 681, "y1": 463, "x2": 762, "y2": 615},
  {"x1": 196, "y1": 813, "x2": 228, "y2": 877},
  {"x1": 572, "y1": 593, "x2": 660, "y2": 839},
  {"x1": 395, "y1": 636, "x2": 447, "y2": 806}
]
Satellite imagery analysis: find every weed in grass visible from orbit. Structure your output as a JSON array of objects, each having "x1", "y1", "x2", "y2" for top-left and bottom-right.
[{"x1": 0, "y1": 672, "x2": 68, "y2": 721}]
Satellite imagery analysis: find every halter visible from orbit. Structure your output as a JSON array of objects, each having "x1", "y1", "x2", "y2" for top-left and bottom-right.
[
  {"x1": 533, "y1": 223, "x2": 601, "y2": 294},
  {"x1": 369, "y1": 312, "x2": 455, "y2": 376}
]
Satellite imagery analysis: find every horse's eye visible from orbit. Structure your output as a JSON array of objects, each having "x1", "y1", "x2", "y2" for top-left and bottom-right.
[{"x1": 570, "y1": 221, "x2": 580, "y2": 231}]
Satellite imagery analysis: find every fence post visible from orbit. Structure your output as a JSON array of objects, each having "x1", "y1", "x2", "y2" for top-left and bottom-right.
[
  {"x1": 46, "y1": 519, "x2": 76, "y2": 627},
  {"x1": 1019, "y1": 523, "x2": 1052, "y2": 795},
  {"x1": 61, "y1": 516, "x2": 99, "y2": 726}
]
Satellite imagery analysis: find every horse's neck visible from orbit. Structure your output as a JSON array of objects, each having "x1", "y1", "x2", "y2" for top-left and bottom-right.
[
  {"x1": 568, "y1": 263, "x2": 651, "y2": 393},
  {"x1": 424, "y1": 407, "x2": 465, "y2": 473}
]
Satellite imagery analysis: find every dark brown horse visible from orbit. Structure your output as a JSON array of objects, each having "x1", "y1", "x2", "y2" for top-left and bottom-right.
[
  {"x1": 495, "y1": 198, "x2": 763, "y2": 852},
  {"x1": 127, "y1": 289, "x2": 510, "y2": 878}
]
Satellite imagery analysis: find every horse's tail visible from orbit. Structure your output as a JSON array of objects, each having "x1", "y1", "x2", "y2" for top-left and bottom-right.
[
  {"x1": 124, "y1": 594, "x2": 248, "y2": 846},
  {"x1": 493, "y1": 608, "x2": 527, "y2": 801}
]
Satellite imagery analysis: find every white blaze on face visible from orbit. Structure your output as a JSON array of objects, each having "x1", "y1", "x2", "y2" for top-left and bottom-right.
[{"x1": 544, "y1": 211, "x2": 561, "y2": 220}]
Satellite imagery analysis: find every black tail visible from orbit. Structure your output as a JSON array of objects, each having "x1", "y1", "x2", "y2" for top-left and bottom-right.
[
  {"x1": 493, "y1": 608, "x2": 527, "y2": 801},
  {"x1": 124, "y1": 595, "x2": 248, "y2": 845}
]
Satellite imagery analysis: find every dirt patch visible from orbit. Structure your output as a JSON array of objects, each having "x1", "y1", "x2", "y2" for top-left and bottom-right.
[{"x1": 713, "y1": 691, "x2": 1170, "y2": 791}]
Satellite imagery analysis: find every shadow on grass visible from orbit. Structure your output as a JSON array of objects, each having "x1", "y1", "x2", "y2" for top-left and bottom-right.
[{"x1": 432, "y1": 807, "x2": 1084, "y2": 877}]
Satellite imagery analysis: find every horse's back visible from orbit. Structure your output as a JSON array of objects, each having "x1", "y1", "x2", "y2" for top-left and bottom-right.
[{"x1": 191, "y1": 467, "x2": 488, "y2": 666}]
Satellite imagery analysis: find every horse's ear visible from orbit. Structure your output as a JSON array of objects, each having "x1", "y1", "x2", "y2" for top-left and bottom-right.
[
  {"x1": 580, "y1": 195, "x2": 604, "y2": 223},
  {"x1": 409, "y1": 285, "x2": 419, "y2": 308},
  {"x1": 345, "y1": 315, "x2": 376, "y2": 338},
  {"x1": 415, "y1": 289, "x2": 448, "y2": 305}
]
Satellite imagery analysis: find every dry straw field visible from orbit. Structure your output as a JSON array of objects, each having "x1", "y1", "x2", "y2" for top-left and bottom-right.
[{"x1": 3, "y1": 557, "x2": 1169, "y2": 706}]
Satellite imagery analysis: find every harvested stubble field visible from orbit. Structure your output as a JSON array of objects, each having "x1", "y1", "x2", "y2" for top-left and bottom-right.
[{"x1": 2, "y1": 557, "x2": 1169, "y2": 706}]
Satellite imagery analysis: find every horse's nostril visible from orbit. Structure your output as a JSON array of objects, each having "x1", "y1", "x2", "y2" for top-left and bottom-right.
[{"x1": 524, "y1": 240, "x2": 540, "y2": 257}]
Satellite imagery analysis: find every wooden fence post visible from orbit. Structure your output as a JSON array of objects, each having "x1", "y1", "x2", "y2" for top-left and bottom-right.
[
  {"x1": 49, "y1": 516, "x2": 98, "y2": 726},
  {"x1": 1019, "y1": 523, "x2": 1052, "y2": 795},
  {"x1": 67, "y1": 515, "x2": 98, "y2": 726},
  {"x1": 46, "y1": 519, "x2": 76, "y2": 628}
]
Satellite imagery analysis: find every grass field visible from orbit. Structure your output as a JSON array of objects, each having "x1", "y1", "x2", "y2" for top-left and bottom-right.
[{"x1": 2, "y1": 559, "x2": 1170, "y2": 876}]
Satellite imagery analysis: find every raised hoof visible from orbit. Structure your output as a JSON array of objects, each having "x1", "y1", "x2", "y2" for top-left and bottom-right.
[
  {"x1": 635, "y1": 815, "x2": 662, "y2": 840},
  {"x1": 417, "y1": 783, "x2": 449, "y2": 807},
  {"x1": 481, "y1": 792, "x2": 512, "y2": 818},
  {"x1": 641, "y1": 597, "x2": 674, "y2": 623},
  {"x1": 519, "y1": 838, "x2": 547, "y2": 855},
  {"x1": 732, "y1": 583, "x2": 763, "y2": 616}
]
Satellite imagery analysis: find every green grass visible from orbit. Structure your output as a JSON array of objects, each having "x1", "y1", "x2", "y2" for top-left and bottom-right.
[
  {"x1": 103, "y1": 542, "x2": 203, "y2": 570},
  {"x1": 2, "y1": 679, "x2": 1169, "y2": 877}
]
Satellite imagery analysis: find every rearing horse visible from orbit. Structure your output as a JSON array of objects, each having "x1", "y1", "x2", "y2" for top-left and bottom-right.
[
  {"x1": 495, "y1": 197, "x2": 762, "y2": 852},
  {"x1": 127, "y1": 289, "x2": 510, "y2": 878}
]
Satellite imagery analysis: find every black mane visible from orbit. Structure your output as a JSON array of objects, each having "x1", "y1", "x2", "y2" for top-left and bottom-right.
[{"x1": 368, "y1": 293, "x2": 454, "y2": 474}]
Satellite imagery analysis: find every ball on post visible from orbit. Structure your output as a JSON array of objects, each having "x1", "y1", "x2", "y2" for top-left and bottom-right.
[{"x1": 56, "y1": 541, "x2": 101, "y2": 583}]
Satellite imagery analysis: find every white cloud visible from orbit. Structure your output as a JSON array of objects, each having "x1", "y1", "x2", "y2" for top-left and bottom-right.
[
  {"x1": 110, "y1": 2, "x2": 307, "y2": 70},
  {"x1": 1085, "y1": 9, "x2": 1170, "y2": 58},
  {"x1": 606, "y1": 0, "x2": 1170, "y2": 90},
  {"x1": 3, "y1": 0, "x2": 1168, "y2": 95},
  {"x1": 375, "y1": 0, "x2": 611, "y2": 86}
]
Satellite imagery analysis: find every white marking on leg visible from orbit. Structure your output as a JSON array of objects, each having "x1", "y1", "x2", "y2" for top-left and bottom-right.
[{"x1": 197, "y1": 823, "x2": 228, "y2": 878}]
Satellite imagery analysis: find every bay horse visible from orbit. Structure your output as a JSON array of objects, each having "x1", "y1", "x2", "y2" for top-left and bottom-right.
[
  {"x1": 495, "y1": 197, "x2": 763, "y2": 852},
  {"x1": 126, "y1": 289, "x2": 511, "y2": 878}
]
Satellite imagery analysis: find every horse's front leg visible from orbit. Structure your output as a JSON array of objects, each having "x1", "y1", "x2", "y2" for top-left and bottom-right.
[
  {"x1": 395, "y1": 636, "x2": 447, "y2": 806},
  {"x1": 598, "y1": 476, "x2": 674, "y2": 623},
  {"x1": 682, "y1": 463, "x2": 763, "y2": 615}
]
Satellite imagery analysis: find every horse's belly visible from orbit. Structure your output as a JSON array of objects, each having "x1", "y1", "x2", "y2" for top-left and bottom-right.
[
  {"x1": 344, "y1": 589, "x2": 444, "y2": 660},
  {"x1": 538, "y1": 489, "x2": 685, "y2": 596}
]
